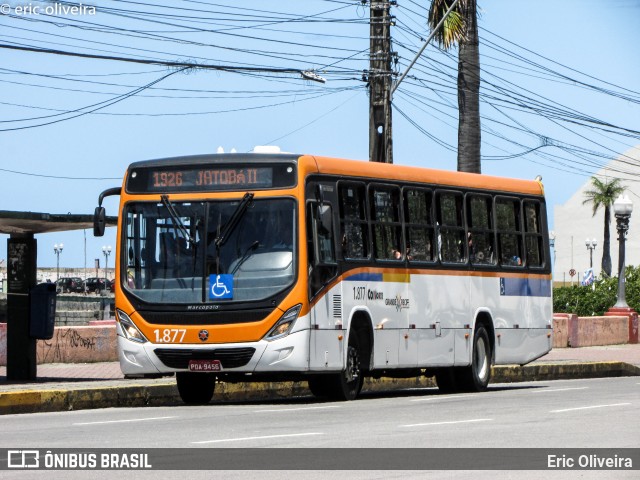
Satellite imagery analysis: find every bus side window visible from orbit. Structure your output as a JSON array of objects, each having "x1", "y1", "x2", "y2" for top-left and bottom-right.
[
  {"x1": 496, "y1": 197, "x2": 524, "y2": 267},
  {"x1": 314, "y1": 203, "x2": 336, "y2": 265},
  {"x1": 524, "y1": 200, "x2": 544, "y2": 267},
  {"x1": 339, "y1": 183, "x2": 369, "y2": 260},
  {"x1": 467, "y1": 194, "x2": 496, "y2": 266},
  {"x1": 436, "y1": 191, "x2": 466, "y2": 263},
  {"x1": 307, "y1": 201, "x2": 337, "y2": 296},
  {"x1": 370, "y1": 186, "x2": 403, "y2": 261},
  {"x1": 404, "y1": 188, "x2": 435, "y2": 263}
]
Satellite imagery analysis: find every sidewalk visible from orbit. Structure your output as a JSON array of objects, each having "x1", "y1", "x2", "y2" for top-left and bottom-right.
[{"x1": 1, "y1": 344, "x2": 639, "y2": 415}]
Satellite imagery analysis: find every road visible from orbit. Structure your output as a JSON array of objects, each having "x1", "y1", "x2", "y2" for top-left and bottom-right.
[{"x1": 0, "y1": 377, "x2": 638, "y2": 479}]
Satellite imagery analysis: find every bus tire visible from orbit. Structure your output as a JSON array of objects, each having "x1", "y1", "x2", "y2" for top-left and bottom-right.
[
  {"x1": 434, "y1": 368, "x2": 458, "y2": 393},
  {"x1": 326, "y1": 333, "x2": 364, "y2": 401},
  {"x1": 457, "y1": 324, "x2": 492, "y2": 392},
  {"x1": 307, "y1": 376, "x2": 331, "y2": 398},
  {"x1": 176, "y1": 372, "x2": 216, "y2": 405}
]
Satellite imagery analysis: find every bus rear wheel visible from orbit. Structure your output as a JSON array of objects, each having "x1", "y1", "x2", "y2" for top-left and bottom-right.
[
  {"x1": 176, "y1": 372, "x2": 216, "y2": 405},
  {"x1": 457, "y1": 325, "x2": 492, "y2": 392},
  {"x1": 434, "y1": 368, "x2": 457, "y2": 393}
]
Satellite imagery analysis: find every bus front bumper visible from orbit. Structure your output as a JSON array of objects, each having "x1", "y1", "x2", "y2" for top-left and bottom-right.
[{"x1": 116, "y1": 327, "x2": 311, "y2": 376}]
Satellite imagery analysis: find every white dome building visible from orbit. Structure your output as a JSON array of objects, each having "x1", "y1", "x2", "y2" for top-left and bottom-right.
[{"x1": 552, "y1": 145, "x2": 640, "y2": 284}]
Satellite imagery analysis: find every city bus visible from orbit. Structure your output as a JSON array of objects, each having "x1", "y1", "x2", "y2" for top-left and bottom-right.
[{"x1": 94, "y1": 151, "x2": 553, "y2": 404}]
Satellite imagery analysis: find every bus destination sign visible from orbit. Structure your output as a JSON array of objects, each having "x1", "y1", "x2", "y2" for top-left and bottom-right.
[
  {"x1": 126, "y1": 163, "x2": 296, "y2": 193},
  {"x1": 151, "y1": 167, "x2": 272, "y2": 190}
]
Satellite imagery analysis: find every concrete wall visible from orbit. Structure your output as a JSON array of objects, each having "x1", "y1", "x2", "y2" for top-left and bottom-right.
[
  {"x1": 55, "y1": 295, "x2": 115, "y2": 325},
  {"x1": 553, "y1": 313, "x2": 631, "y2": 348},
  {"x1": 0, "y1": 323, "x2": 117, "y2": 365},
  {"x1": 1, "y1": 313, "x2": 637, "y2": 366},
  {"x1": 36, "y1": 325, "x2": 117, "y2": 364}
]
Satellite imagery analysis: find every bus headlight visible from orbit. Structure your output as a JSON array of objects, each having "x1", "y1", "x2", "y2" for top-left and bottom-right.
[
  {"x1": 265, "y1": 304, "x2": 302, "y2": 341},
  {"x1": 117, "y1": 309, "x2": 148, "y2": 344}
]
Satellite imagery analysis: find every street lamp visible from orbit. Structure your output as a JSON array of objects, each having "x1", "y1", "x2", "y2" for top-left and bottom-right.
[
  {"x1": 585, "y1": 238, "x2": 597, "y2": 268},
  {"x1": 612, "y1": 195, "x2": 633, "y2": 308},
  {"x1": 53, "y1": 243, "x2": 64, "y2": 281},
  {"x1": 102, "y1": 245, "x2": 112, "y2": 286}
]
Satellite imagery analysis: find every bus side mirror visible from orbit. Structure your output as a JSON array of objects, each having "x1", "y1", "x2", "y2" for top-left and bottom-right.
[
  {"x1": 94, "y1": 186, "x2": 121, "y2": 237},
  {"x1": 94, "y1": 206, "x2": 106, "y2": 237}
]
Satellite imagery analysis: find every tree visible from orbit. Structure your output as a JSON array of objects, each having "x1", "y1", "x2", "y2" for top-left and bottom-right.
[
  {"x1": 582, "y1": 177, "x2": 625, "y2": 277},
  {"x1": 428, "y1": 0, "x2": 481, "y2": 174}
]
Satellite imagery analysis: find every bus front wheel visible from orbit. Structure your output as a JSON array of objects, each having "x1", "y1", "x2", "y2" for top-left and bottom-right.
[
  {"x1": 176, "y1": 372, "x2": 216, "y2": 405},
  {"x1": 313, "y1": 334, "x2": 364, "y2": 401}
]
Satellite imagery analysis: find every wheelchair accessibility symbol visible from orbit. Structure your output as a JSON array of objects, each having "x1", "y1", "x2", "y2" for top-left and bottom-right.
[{"x1": 209, "y1": 274, "x2": 233, "y2": 300}]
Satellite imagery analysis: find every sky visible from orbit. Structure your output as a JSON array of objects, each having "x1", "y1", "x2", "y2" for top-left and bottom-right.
[{"x1": 0, "y1": 0, "x2": 639, "y2": 271}]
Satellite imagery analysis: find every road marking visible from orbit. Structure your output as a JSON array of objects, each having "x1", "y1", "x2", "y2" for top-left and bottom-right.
[
  {"x1": 410, "y1": 394, "x2": 478, "y2": 402},
  {"x1": 254, "y1": 406, "x2": 340, "y2": 413},
  {"x1": 550, "y1": 403, "x2": 631, "y2": 413},
  {"x1": 401, "y1": 418, "x2": 492, "y2": 428},
  {"x1": 531, "y1": 387, "x2": 588, "y2": 393},
  {"x1": 73, "y1": 416, "x2": 177, "y2": 426},
  {"x1": 192, "y1": 432, "x2": 324, "y2": 444}
]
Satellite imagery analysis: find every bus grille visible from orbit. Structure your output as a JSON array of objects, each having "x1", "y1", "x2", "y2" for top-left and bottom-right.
[
  {"x1": 154, "y1": 347, "x2": 256, "y2": 369},
  {"x1": 333, "y1": 295, "x2": 342, "y2": 318}
]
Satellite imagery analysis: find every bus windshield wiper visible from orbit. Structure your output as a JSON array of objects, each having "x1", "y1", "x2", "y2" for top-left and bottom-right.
[
  {"x1": 160, "y1": 194, "x2": 195, "y2": 244},
  {"x1": 215, "y1": 192, "x2": 254, "y2": 249},
  {"x1": 231, "y1": 240, "x2": 259, "y2": 275}
]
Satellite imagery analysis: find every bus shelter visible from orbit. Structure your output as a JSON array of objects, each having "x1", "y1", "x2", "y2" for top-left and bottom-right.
[{"x1": 0, "y1": 210, "x2": 116, "y2": 380}]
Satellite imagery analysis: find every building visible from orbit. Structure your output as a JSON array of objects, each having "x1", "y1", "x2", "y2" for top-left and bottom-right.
[{"x1": 553, "y1": 145, "x2": 640, "y2": 284}]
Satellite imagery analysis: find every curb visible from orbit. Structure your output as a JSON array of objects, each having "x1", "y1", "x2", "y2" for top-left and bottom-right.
[
  {"x1": 1, "y1": 362, "x2": 638, "y2": 415},
  {"x1": 0, "y1": 382, "x2": 181, "y2": 415}
]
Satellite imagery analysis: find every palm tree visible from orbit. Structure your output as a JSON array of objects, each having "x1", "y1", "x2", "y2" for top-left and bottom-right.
[
  {"x1": 428, "y1": 0, "x2": 481, "y2": 174},
  {"x1": 582, "y1": 177, "x2": 625, "y2": 277}
]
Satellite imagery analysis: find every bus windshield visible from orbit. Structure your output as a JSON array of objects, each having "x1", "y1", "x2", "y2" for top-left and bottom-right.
[{"x1": 123, "y1": 197, "x2": 296, "y2": 304}]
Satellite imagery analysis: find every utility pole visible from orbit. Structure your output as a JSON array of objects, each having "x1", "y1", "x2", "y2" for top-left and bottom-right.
[{"x1": 369, "y1": 0, "x2": 394, "y2": 164}]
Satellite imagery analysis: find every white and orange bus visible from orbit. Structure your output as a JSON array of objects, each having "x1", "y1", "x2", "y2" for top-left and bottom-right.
[{"x1": 94, "y1": 152, "x2": 553, "y2": 404}]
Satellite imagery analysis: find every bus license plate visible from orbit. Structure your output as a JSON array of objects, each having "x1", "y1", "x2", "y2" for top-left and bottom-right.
[{"x1": 188, "y1": 360, "x2": 222, "y2": 372}]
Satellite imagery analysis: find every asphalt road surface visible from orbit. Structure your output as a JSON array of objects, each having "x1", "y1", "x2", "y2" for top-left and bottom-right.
[{"x1": 1, "y1": 377, "x2": 638, "y2": 479}]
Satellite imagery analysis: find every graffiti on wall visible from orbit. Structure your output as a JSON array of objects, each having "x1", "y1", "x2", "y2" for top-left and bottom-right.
[{"x1": 40, "y1": 328, "x2": 97, "y2": 363}]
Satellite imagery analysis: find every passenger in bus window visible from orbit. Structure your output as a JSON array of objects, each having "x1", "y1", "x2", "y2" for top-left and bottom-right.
[{"x1": 406, "y1": 245, "x2": 413, "y2": 261}]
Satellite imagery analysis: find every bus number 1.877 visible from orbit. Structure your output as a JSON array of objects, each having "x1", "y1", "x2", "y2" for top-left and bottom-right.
[
  {"x1": 353, "y1": 287, "x2": 365, "y2": 301},
  {"x1": 154, "y1": 329, "x2": 186, "y2": 343}
]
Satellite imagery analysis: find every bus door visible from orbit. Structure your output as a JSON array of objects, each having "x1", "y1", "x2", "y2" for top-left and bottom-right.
[{"x1": 306, "y1": 184, "x2": 342, "y2": 370}]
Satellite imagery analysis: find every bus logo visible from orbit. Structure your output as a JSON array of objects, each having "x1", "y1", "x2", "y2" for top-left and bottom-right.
[
  {"x1": 198, "y1": 330, "x2": 209, "y2": 341},
  {"x1": 209, "y1": 274, "x2": 233, "y2": 300},
  {"x1": 8, "y1": 450, "x2": 39, "y2": 468}
]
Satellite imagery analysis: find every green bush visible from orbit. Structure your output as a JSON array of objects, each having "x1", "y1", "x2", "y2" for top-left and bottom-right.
[{"x1": 553, "y1": 265, "x2": 640, "y2": 316}]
